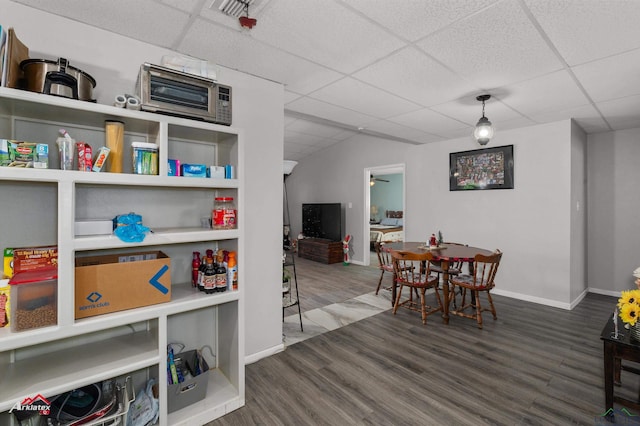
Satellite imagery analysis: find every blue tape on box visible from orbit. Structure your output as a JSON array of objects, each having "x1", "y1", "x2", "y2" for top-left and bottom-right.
[{"x1": 181, "y1": 164, "x2": 207, "y2": 178}]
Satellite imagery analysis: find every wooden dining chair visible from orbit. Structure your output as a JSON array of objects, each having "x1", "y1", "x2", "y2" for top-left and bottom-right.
[
  {"x1": 374, "y1": 242, "x2": 394, "y2": 295},
  {"x1": 448, "y1": 249, "x2": 502, "y2": 328},
  {"x1": 429, "y1": 242, "x2": 466, "y2": 277},
  {"x1": 391, "y1": 250, "x2": 442, "y2": 325}
]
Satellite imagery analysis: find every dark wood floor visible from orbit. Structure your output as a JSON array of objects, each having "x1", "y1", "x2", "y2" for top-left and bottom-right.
[
  {"x1": 210, "y1": 253, "x2": 632, "y2": 425},
  {"x1": 283, "y1": 252, "x2": 382, "y2": 315}
]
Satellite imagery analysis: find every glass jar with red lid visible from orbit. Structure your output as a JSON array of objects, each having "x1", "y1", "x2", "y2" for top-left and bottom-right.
[{"x1": 212, "y1": 197, "x2": 237, "y2": 230}]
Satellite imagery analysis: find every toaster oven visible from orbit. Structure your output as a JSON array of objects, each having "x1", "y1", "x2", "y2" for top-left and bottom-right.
[{"x1": 136, "y1": 63, "x2": 232, "y2": 125}]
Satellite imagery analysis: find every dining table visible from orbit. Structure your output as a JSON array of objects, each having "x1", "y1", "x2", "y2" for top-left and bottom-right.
[{"x1": 384, "y1": 241, "x2": 494, "y2": 324}]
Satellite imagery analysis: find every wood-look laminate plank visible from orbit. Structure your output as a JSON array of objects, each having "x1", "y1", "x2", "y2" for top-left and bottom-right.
[{"x1": 212, "y1": 252, "x2": 628, "y2": 425}]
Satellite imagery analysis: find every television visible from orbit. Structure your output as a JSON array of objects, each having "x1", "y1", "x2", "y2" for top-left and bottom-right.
[{"x1": 302, "y1": 203, "x2": 343, "y2": 242}]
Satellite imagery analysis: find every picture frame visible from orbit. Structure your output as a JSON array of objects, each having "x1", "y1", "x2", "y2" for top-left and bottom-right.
[{"x1": 449, "y1": 144, "x2": 514, "y2": 191}]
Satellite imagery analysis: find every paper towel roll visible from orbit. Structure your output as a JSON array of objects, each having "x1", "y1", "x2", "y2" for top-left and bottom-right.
[
  {"x1": 126, "y1": 97, "x2": 141, "y2": 110},
  {"x1": 114, "y1": 95, "x2": 126, "y2": 108}
]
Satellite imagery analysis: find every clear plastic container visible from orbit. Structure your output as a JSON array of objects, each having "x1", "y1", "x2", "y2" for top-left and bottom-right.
[
  {"x1": 9, "y1": 268, "x2": 58, "y2": 332},
  {"x1": 132, "y1": 142, "x2": 158, "y2": 175}
]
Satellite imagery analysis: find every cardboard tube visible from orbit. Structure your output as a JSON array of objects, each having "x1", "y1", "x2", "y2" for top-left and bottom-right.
[{"x1": 104, "y1": 120, "x2": 124, "y2": 173}]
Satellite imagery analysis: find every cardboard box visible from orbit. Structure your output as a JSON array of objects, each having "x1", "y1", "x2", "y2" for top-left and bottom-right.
[
  {"x1": 0, "y1": 279, "x2": 10, "y2": 328},
  {"x1": 75, "y1": 251, "x2": 171, "y2": 319},
  {"x1": 13, "y1": 246, "x2": 58, "y2": 274}
]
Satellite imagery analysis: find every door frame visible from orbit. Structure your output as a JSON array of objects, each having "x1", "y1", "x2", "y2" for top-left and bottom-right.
[{"x1": 363, "y1": 163, "x2": 406, "y2": 266}]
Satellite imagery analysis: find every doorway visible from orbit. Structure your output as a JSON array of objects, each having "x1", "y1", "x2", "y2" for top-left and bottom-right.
[{"x1": 363, "y1": 164, "x2": 405, "y2": 266}]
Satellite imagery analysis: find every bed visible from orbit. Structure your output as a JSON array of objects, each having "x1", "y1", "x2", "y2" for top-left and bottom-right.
[{"x1": 370, "y1": 210, "x2": 404, "y2": 246}]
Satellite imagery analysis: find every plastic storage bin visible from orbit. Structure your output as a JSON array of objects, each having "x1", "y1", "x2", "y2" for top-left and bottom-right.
[
  {"x1": 168, "y1": 349, "x2": 210, "y2": 413},
  {"x1": 9, "y1": 268, "x2": 57, "y2": 332}
]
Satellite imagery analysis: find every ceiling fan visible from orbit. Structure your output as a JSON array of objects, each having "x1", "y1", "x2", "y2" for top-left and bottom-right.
[{"x1": 370, "y1": 177, "x2": 389, "y2": 186}]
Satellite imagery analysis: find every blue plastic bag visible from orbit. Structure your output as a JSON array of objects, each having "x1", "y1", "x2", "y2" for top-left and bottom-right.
[{"x1": 113, "y1": 213, "x2": 150, "y2": 243}]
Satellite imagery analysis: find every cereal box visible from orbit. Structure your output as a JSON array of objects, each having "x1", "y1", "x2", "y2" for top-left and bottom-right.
[
  {"x1": 12, "y1": 246, "x2": 58, "y2": 274},
  {"x1": 3, "y1": 248, "x2": 13, "y2": 278},
  {"x1": 0, "y1": 280, "x2": 9, "y2": 328}
]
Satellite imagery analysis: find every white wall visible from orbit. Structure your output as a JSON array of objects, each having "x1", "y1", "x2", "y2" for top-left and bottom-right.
[
  {"x1": 2, "y1": 1, "x2": 284, "y2": 361},
  {"x1": 290, "y1": 119, "x2": 586, "y2": 308},
  {"x1": 570, "y1": 121, "x2": 587, "y2": 303},
  {"x1": 405, "y1": 120, "x2": 575, "y2": 307},
  {"x1": 588, "y1": 128, "x2": 640, "y2": 294}
]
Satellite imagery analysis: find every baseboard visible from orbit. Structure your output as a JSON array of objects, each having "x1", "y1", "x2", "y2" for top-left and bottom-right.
[
  {"x1": 588, "y1": 287, "x2": 620, "y2": 298},
  {"x1": 245, "y1": 343, "x2": 285, "y2": 365},
  {"x1": 491, "y1": 288, "x2": 573, "y2": 310}
]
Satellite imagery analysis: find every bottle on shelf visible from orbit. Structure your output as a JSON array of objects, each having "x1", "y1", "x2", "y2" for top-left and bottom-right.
[
  {"x1": 199, "y1": 249, "x2": 214, "y2": 292},
  {"x1": 216, "y1": 251, "x2": 227, "y2": 293},
  {"x1": 192, "y1": 251, "x2": 201, "y2": 288},
  {"x1": 227, "y1": 251, "x2": 237, "y2": 291},
  {"x1": 203, "y1": 257, "x2": 216, "y2": 294}
]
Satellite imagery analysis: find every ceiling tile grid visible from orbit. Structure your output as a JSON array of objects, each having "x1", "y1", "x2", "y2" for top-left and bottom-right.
[
  {"x1": 417, "y1": 0, "x2": 564, "y2": 89},
  {"x1": 524, "y1": 0, "x2": 640, "y2": 66},
  {"x1": 11, "y1": 0, "x2": 640, "y2": 161}
]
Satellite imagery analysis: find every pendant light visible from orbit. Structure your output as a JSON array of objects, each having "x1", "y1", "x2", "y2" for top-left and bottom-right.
[{"x1": 473, "y1": 94, "x2": 494, "y2": 146}]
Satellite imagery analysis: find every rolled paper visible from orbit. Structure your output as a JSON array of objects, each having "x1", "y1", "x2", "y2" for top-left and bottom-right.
[
  {"x1": 114, "y1": 94, "x2": 126, "y2": 108},
  {"x1": 126, "y1": 96, "x2": 141, "y2": 110}
]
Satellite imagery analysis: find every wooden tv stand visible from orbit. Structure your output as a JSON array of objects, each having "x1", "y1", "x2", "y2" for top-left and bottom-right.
[{"x1": 298, "y1": 238, "x2": 343, "y2": 264}]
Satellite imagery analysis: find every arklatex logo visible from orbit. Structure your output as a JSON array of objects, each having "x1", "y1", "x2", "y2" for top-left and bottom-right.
[{"x1": 9, "y1": 394, "x2": 51, "y2": 415}]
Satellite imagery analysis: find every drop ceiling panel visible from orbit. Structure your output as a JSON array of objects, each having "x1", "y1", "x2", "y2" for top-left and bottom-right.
[
  {"x1": 286, "y1": 97, "x2": 374, "y2": 128},
  {"x1": 499, "y1": 70, "x2": 590, "y2": 117},
  {"x1": 285, "y1": 120, "x2": 347, "y2": 138},
  {"x1": 361, "y1": 120, "x2": 441, "y2": 144},
  {"x1": 529, "y1": 104, "x2": 610, "y2": 134},
  {"x1": 343, "y1": 0, "x2": 499, "y2": 42},
  {"x1": 178, "y1": 18, "x2": 344, "y2": 93},
  {"x1": 353, "y1": 46, "x2": 479, "y2": 107},
  {"x1": 284, "y1": 131, "x2": 330, "y2": 146},
  {"x1": 596, "y1": 95, "x2": 640, "y2": 131},
  {"x1": 418, "y1": 0, "x2": 563, "y2": 88},
  {"x1": 524, "y1": 0, "x2": 640, "y2": 66},
  {"x1": 572, "y1": 48, "x2": 640, "y2": 103},
  {"x1": 15, "y1": 0, "x2": 190, "y2": 48},
  {"x1": 160, "y1": 0, "x2": 201, "y2": 13},
  {"x1": 430, "y1": 98, "x2": 523, "y2": 126},
  {"x1": 389, "y1": 108, "x2": 469, "y2": 135},
  {"x1": 308, "y1": 77, "x2": 421, "y2": 119},
  {"x1": 242, "y1": 0, "x2": 406, "y2": 73}
]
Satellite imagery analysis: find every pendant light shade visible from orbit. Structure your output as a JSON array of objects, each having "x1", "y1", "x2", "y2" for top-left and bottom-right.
[{"x1": 473, "y1": 94, "x2": 494, "y2": 146}]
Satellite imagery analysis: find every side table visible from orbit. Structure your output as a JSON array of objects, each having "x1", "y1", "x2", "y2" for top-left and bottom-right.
[{"x1": 601, "y1": 317, "x2": 640, "y2": 416}]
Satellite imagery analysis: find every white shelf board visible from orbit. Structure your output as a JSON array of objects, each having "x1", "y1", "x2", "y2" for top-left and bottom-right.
[
  {"x1": 0, "y1": 284, "x2": 239, "y2": 352},
  {"x1": 74, "y1": 228, "x2": 239, "y2": 250},
  {"x1": 0, "y1": 330, "x2": 159, "y2": 412},
  {"x1": 0, "y1": 167, "x2": 239, "y2": 188},
  {"x1": 0, "y1": 86, "x2": 242, "y2": 137}
]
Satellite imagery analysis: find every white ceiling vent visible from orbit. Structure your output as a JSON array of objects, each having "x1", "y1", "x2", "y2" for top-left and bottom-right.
[{"x1": 209, "y1": 0, "x2": 260, "y2": 18}]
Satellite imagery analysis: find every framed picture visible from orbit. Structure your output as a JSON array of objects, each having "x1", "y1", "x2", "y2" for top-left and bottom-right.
[{"x1": 449, "y1": 145, "x2": 514, "y2": 191}]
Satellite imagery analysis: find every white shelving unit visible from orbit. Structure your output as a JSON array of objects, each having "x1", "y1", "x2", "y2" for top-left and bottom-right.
[{"x1": 0, "y1": 86, "x2": 244, "y2": 425}]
